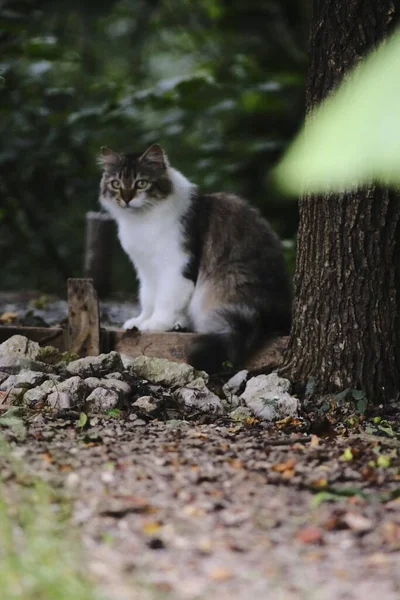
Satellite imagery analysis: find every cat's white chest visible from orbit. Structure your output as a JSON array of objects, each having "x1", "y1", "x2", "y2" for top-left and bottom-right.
[{"x1": 117, "y1": 209, "x2": 186, "y2": 275}]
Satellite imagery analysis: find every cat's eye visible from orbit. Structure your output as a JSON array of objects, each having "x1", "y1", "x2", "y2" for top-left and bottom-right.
[
  {"x1": 136, "y1": 179, "x2": 148, "y2": 189},
  {"x1": 111, "y1": 180, "x2": 121, "y2": 189}
]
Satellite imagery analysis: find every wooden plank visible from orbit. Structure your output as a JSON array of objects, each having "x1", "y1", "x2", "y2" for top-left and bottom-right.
[
  {"x1": 109, "y1": 329, "x2": 288, "y2": 371},
  {"x1": 67, "y1": 278, "x2": 100, "y2": 357},
  {"x1": 0, "y1": 326, "x2": 67, "y2": 350},
  {"x1": 109, "y1": 330, "x2": 197, "y2": 361},
  {"x1": 84, "y1": 211, "x2": 115, "y2": 298}
]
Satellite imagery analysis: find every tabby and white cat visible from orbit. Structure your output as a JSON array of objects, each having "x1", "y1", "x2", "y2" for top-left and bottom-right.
[{"x1": 99, "y1": 144, "x2": 291, "y2": 373}]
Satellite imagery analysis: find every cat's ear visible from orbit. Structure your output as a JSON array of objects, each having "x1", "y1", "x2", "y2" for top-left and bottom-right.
[
  {"x1": 139, "y1": 144, "x2": 168, "y2": 169},
  {"x1": 98, "y1": 147, "x2": 121, "y2": 168}
]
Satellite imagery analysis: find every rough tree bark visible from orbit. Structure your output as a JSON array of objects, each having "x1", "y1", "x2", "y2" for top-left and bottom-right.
[{"x1": 281, "y1": 0, "x2": 400, "y2": 403}]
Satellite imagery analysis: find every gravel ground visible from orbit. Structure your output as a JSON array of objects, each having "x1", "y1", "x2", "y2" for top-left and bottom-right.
[{"x1": 2, "y1": 413, "x2": 400, "y2": 600}]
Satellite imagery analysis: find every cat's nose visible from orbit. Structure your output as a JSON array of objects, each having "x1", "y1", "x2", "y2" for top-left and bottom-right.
[{"x1": 121, "y1": 190, "x2": 134, "y2": 204}]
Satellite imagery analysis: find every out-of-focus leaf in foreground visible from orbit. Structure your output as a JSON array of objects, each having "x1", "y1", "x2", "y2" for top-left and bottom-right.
[{"x1": 275, "y1": 30, "x2": 400, "y2": 195}]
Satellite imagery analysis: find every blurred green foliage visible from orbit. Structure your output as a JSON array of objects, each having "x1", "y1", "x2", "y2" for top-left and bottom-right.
[
  {"x1": 276, "y1": 29, "x2": 400, "y2": 195},
  {"x1": 0, "y1": 0, "x2": 308, "y2": 293}
]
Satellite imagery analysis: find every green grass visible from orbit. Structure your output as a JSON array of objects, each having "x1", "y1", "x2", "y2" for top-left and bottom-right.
[{"x1": 0, "y1": 436, "x2": 101, "y2": 600}]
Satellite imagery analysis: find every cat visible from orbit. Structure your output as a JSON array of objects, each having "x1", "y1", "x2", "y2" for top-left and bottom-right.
[{"x1": 99, "y1": 144, "x2": 291, "y2": 373}]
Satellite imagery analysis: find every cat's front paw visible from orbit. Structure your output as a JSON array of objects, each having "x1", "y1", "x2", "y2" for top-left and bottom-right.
[
  {"x1": 123, "y1": 316, "x2": 143, "y2": 331},
  {"x1": 139, "y1": 318, "x2": 173, "y2": 333}
]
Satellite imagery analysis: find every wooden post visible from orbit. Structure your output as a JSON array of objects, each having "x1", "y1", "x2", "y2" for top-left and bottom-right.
[
  {"x1": 84, "y1": 211, "x2": 114, "y2": 298},
  {"x1": 67, "y1": 278, "x2": 100, "y2": 357}
]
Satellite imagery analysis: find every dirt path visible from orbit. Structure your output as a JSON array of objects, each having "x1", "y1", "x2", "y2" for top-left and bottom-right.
[{"x1": 3, "y1": 413, "x2": 400, "y2": 600}]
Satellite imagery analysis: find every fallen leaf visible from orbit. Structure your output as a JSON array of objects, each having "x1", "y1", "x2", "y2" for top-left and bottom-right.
[
  {"x1": 244, "y1": 417, "x2": 260, "y2": 426},
  {"x1": 281, "y1": 468, "x2": 295, "y2": 479},
  {"x1": 184, "y1": 504, "x2": 205, "y2": 517},
  {"x1": 360, "y1": 465, "x2": 378, "y2": 483},
  {"x1": 0, "y1": 311, "x2": 18, "y2": 324},
  {"x1": 310, "y1": 435, "x2": 320, "y2": 447},
  {"x1": 322, "y1": 514, "x2": 346, "y2": 531},
  {"x1": 311, "y1": 478, "x2": 328, "y2": 489},
  {"x1": 296, "y1": 526, "x2": 324, "y2": 544},
  {"x1": 275, "y1": 416, "x2": 302, "y2": 429},
  {"x1": 341, "y1": 447, "x2": 354, "y2": 461},
  {"x1": 59, "y1": 463, "x2": 73, "y2": 472},
  {"x1": 272, "y1": 458, "x2": 296, "y2": 473},
  {"x1": 142, "y1": 521, "x2": 163, "y2": 535},
  {"x1": 228, "y1": 458, "x2": 244, "y2": 469},
  {"x1": 77, "y1": 412, "x2": 88, "y2": 429},
  {"x1": 377, "y1": 455, "x2": 391, "y2": 468},
  {"x1": 40, "y1": 452, "x2": 53, "y2": 464},
  {"x1": 209, "y1": 567, "x2": 233, "y2": 581}
]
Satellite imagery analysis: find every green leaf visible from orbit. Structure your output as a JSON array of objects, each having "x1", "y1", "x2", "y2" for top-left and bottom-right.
[
  {"x1": 342, "y1": 447, "x2": 354, "y2": 461},
  {"x1": 334, "y1": 388, "x2": 351, "y2": 404},
  {"x1": 311, "y1": 491, "x2": 341, "y2": 507},
  {"x1": 377, "y1": 455, "x2": 391, "y2": 468},
  {"x1": 378, "y1": 423, "x2": 395, "y2": 437},
  {"x1": 312, "y1": 486, "x2": 368, "y2": 507},
  {"x1": 107, "y1": 408, "x2": 121, "y2": 417},
  {"x1": 77, "y1": 412, "x2": 88, "y2": 429},
  {"x1": 275, "y1": 29, "x2": 400, "y2": 194},
  {"x1": 351, "y1": 390, "x2": 365, "y2": 401},
  {"x1": 356, "y1": 397, "x2": 368, "y2": 414}
]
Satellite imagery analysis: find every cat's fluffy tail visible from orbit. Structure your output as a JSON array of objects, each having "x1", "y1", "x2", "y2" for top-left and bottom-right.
[{"x1": 187, "y1": 304, "x2": 290, "y2": 373}]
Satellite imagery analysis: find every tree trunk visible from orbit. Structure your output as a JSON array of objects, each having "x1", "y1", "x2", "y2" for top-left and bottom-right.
[{"x1": 281, "y1": 0, "x2": 400, "y2": 403}]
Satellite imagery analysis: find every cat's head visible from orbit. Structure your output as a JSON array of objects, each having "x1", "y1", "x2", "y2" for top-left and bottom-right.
[{"x1": 98, "y1": 144, "x2": 172, "y2": 211}]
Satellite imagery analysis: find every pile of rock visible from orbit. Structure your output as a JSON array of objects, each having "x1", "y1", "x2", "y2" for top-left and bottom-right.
[{"x1": 0, "y1": 335, "x2": 299, "y2": 422}]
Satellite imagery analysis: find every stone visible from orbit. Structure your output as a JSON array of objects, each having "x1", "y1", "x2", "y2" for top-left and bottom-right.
[
  {"x1": 84, "y1": 377, "x2": 131, "y2": 400},
  {"x1": 66, "y1": 351, "x2": 124, "y2": 378},
  {"x1": 56, "y1": 376, "x2": 87, "y2": 407},
  {"x1": 173, "y1": 378, "x2": 224, "y2": 415},
  {"x1": 23, "y1": 379, "x2": 60, "y2": 407},
  {"x1": 23, "y1": 376, "x2": 86, "y2": 409},
  {"x1": 86, "y1": 388, "x2": 119, "y2": 412},
  {"x1": 132, "y1": 395, "x2": 163, "y2": 415},
  {"x1": 0, "y1": 335, "x2": 41, "y2": 360},
  {"x1": 104, "y1": 372, "x2": 125, "y2": 381},
  {"x1": 47, "y1": 391, "x2": 73, "y2": 410},
  {"x1": 132, "y1": 356, "x2": 208, "y2": 388},
  {"x1": 3, "y1": 387, "x2": 26, "y2": 405},
  {"x1": 120, "y1": 354, "x2": 136, "y2": 370},
  {"x1": 0, "y1": 356, "x2": 55, "y2": 375},
  {"x1": 223, "y1": 370, "x2": 249, "y2": 398},
  {"x1": 165, "y1": 419, "x2": 190, "y2": 429},
  {"x1": 239, "y1": 373, "x2": 299, "y2": 421},
  {"x1": 0, "y1": 371, "x2": 50, "y2": 392},
  {"x1": 0, "y1": 372, "x2": 9, "y2": 385},
  {"x1": 229, "y1": 406, "x2": 254, "y2": 422}
]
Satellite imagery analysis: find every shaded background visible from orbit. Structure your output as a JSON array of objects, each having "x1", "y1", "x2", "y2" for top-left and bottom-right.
[{"x1": 0, "y1": 0, "x2": 310, "y2": 295}]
